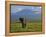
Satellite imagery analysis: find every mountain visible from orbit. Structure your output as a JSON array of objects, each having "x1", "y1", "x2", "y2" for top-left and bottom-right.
[{"x1": 11, "y1": 9, "x2": 41, "y2": 22}]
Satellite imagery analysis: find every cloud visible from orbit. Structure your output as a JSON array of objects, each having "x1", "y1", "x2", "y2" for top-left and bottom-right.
[
  {"x1": 34, "y1": 12, "x2": 40, "y2": 14},
  {"x1": 33, "y1": 11, "x2": 41, "y2": 14},
  {"x1": 32, "y1": 7, "x2": 41, "y2": 14},
  {"x1": 15, "y1": 8, "x2": 24, "y2": 12}
]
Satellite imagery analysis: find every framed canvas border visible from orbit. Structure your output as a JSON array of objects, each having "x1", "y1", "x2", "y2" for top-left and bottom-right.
[{"x1": 5, "y1": 1, "x2": 45, "y2": 36}]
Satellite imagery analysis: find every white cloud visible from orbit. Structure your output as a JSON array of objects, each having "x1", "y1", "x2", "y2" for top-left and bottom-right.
[
  {"x1": 32, "y1": 7, "x2": 41, "y2": 14},
  {"x1": 34, "y1": 12, "x2": 40, "y2": 14},
  {"x1": 34, "y1": 11, "x2": 41, "y2": 14},
  {"x1": 15, "y1": 8, "x2": 24, "y2": 12},
  {"x1": 37, "y1": 7, "x2": 42, "y2": 8}
]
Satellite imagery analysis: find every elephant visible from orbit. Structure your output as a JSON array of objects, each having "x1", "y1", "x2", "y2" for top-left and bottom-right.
[{"x1": 19, "y1": 18, "x2": 26, "y2": 28}]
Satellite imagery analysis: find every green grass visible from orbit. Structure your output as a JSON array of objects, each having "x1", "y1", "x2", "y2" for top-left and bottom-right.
[{"x1": 10, "y1": 22, "x2": 42, "y2": 33}]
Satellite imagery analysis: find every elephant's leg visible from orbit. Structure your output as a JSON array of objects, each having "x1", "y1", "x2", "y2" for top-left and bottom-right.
[
  {"x1": 24, "y1": 24, "x2": 26, "y2": 28},
  {"x1": 22, "y1": 23, "x2": 24, "y2": 28},
  {"x1": 22, "y1": 22, "x2": 26, "y2": 28}
]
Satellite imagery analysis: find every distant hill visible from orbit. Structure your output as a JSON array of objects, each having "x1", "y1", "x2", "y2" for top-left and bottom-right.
[{"x1": 11, "y1": 9, "x2": 41, "y2": 22}]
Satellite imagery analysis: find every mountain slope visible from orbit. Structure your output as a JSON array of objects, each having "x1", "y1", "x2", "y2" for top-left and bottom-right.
[{"x1": 11, "y1": 9, "x2": 41, "y2": 22}]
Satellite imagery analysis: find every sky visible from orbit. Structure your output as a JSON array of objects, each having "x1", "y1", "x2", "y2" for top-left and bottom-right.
[{"x1": 11, "y1": 5, "x2": 41, "y2": 14}]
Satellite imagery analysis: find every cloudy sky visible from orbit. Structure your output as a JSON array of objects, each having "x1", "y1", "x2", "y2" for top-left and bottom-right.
[{"x1": 11, "y1": 5, "x2": 41, "y2": 14}]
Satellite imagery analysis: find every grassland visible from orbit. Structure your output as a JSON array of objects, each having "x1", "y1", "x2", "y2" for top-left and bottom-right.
[{"x1": 10, "y1": 22, "x2": 42, "y2": 33}]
